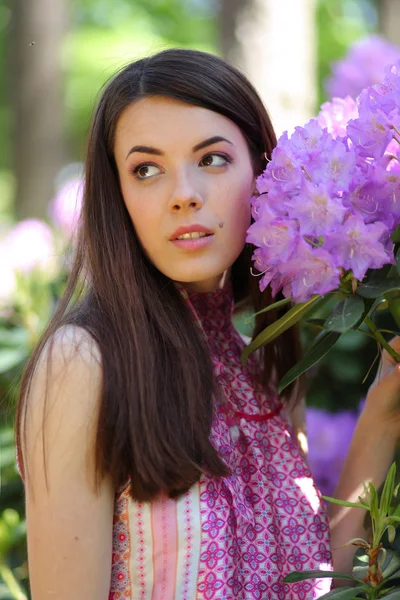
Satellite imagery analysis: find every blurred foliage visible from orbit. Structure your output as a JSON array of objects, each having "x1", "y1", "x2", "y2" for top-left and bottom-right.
[
  {"x1": 64, "y1": 0, "x2": 217, "y2": 157},
  {"x1": 304, "y1": 301, "x2": 398, "y2": 412},
  {"x1": 317, "y1": 0, "x2": 377, "y2": 105}
]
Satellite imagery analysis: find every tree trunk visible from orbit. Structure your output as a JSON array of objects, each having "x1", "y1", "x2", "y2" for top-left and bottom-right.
[
  {"x1": 218, "y1": 0, "x2": 317, "y2": 136},
  {"x1": 10, "y1": 0, "x2": 67, "y2": 220},
  {"x1": 379, "y1": 0, "x2": 400, "y2": 46}
]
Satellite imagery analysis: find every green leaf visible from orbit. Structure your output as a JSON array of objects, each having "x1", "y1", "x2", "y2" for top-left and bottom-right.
[
  {"x1": 386, "y1": 292, "x2": 400, "y2": 330},
  {"x1": 241, "y1": 295, "x2": 321, "y2": 363},
  {"x1": 357, "y1": 496, "x2": 370, "y2": 508},
  {"x1": 380, "y1": 463, "x2": 397, "y2": 518},
  {"x1": 278, "y1": 330, "x2": 341, "y2": 393},
  {"x1": 324, "y1": 295, "x2": 365, "y2": 332},
  {"x1": 313, "y1": 586, "x2": 366, "y2": 599},
  {"x1": 382, "y1": 550, "x2": 400, "y2": 579},
  {"x1": 388, "y1": 242, "x2": 400, "y2": 274},
  {"x1": 303, "y1": 318, "x2": 328, "y2": 329},
  {"x1": 388, "y1": 525, "x2": 397, "y2": 543},
  {"x1": 391, "y1": 226, "x2": 400, "y2": 244},
  {"x1": 283, "y1": 570, "x2": 356, "y2": 583},
  {"x1": 369, "y1": 482, "x2": 380, "y2": 529},
  {"x1": 251, "y1": 296, "x2": 293, "y2": 318},
  {"x1": 357, "y1": 278, "x2": 400, "y2": 299},
  {"x1": 381, "y1": 590, "x2": 400, "y2": 598},
  {"x1": 322, "y1": 496, "x2": 368, "y2": 510},
  {"x1": 341, "y1": 537, "x2": 368, "y2": 548}
]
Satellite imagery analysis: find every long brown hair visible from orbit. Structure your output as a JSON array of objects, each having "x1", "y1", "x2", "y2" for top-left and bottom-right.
[{"x1": 16, "y1": 48, "x2": 301, "y2": 501}]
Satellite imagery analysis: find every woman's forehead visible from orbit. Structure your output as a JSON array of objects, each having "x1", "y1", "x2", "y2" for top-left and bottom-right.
[{"x1": 114, "y1": 96, "x2": 244, "y2": 158}]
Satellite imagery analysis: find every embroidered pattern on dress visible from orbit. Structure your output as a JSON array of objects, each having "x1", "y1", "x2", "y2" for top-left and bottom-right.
[
  {"x1": 108, "y1": 286, "x2": 332, "y2": 599},
  {"x1": 109, "y1": 486, "x2": 132, "y2": 599},
  {"x1": 136, "y1": 504, "x2": 147, "y2": 599}
]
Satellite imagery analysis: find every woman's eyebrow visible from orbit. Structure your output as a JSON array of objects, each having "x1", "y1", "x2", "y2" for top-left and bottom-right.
[
  {"x1": 192, "y1": 136, "x2": 234, "y2": 152},
  {"x1": 125, "y1": 136, "x2": 234, "y2": 161}
]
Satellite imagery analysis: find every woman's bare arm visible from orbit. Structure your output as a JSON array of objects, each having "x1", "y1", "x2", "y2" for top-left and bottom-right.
[
  {"x1": 329, "y1": 338, "x2": 400, "y2": 576},
  {"x1": 21, "y1": 327, "x2": 115, "y2": 600}
]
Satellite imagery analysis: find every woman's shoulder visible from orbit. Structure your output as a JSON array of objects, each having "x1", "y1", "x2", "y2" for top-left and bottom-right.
[
  {"x1": 41, "y1": 324, "x2": 102, "y2": 370},
  {"x1": 21, "y1": 325, "x2": 104, "y2": 486}
]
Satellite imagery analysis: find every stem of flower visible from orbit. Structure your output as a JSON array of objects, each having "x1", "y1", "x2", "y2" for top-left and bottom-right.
[
  {"x1": 393, "y1": 134, "x2": 400, "y2": 146},
  {"x1": 364, "y1": 315, "x2": 400, "y2": 362},
  {"x1": 392, "y1": 124, "x2": 400, "y2": 137},
  {"x1": 0, "y1": 564, "x2": 27, "y2": 600},
  {"x1": 301, "y1": 165, "x2": 312, "y2": 182}
]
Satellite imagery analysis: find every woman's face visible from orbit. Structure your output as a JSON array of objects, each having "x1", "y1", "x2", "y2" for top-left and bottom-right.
[{"x1": 114, "y1": 96, "x2": 255, "y2": 292}]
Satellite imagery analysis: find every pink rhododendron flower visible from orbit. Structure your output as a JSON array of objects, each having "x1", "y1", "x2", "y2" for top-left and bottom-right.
[
  {"x1": 49, "y1": 178, "x2": 84, "y2": 237},
  {"x1": 248, "y1": 63, "x2": 400, "y2": 302},
  {"x1": 6, "y1": 219, "x2": 56, "y2": 273},
  {"x1": 317, "y1": 96, "x2": 358, "y2": 138},
  {"x1": 325, "y1": 214, "x2": 392, "y2": 281}
]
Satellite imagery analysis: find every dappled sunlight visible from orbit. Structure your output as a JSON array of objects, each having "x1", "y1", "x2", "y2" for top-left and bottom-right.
[
  {"x1": 294, "y1": 477, "x2": 321, "y2": 514},
  {"x1": 329, "y1": 482, "x2": 366, "y2": 529},
  {"x1": 315, "y1": 562, "x2": 333, "y2": 596}
]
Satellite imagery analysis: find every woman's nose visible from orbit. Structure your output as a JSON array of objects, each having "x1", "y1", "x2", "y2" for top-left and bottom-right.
[{"x1": 168, "y1": 174, "x2": 204, "y2": 213}]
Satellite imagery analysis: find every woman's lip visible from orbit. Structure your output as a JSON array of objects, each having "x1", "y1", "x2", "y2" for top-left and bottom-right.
[
  {"x1": 170, "y1": 234, "x2": 215, "y2": 250},
  {"x1": 170, "y1": 224, "x2": 214, "y2": 240}
]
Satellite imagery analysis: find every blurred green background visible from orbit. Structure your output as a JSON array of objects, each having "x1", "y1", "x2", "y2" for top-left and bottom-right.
[{"x1": 0, "y1": 0, "x2": 398, "y2": 597}]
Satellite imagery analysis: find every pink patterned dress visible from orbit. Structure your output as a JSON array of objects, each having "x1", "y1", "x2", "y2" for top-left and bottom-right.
[{"x1": 109, "y1": 286, "x2": 332, "y2": 599}]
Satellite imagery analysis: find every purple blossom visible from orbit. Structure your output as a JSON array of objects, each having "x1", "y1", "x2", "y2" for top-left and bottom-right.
[
  {"x1": 262, "y1": 141, "x2": 302, "y2": 196},
  {"x1": 347, "y1": 92, "x2": 395, "y2": 160},
  {"x1": 246, "y1": 207, "x2": 299, "y2": 266},
  {"x1": 278, "y1": 242, "x2": 341, "y2": 302},
  {"x1": 315, "y1": 137, "x2": 356, "y2": 192},
  {"x1": 307, "y1": 407, "x2": 358, "y2": 497},
  {"x1": 285, "y1": 180, "x2": 346, "y2": 236},
  {"x1": 248, "y1": 64, "x2": 400, "y2": 301},
  {"x1": 325, "y1": 213, "x2": 392, "y2": 280},
  {"x1": 317, "y1": 96, "x2": 358, "y2": 138},
  {"x1": 383, "y1": 138, "x2": 400, "y2": 171},
  {"x1": 325, "y1": 35, "x2": 400, "y2": 100},
  {"x1": 289, "y1": 119, "x2": 333, "y2": 159},
  {"x1": 344, "y1": 162, "x2": 387, "y2": 224}
]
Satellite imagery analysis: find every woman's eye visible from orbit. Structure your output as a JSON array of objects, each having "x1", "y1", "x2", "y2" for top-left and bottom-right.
[
  {"x1": 200, "y1": 153, "x2": 230, "y2": 168},
  {"x1": 132, "y1": 164, "x2": 162, "y2": 180}
]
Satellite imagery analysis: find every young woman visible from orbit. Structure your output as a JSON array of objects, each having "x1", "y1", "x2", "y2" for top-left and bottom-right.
[{"x1": 16, "y1": 48, "x2": 400, "y2": 600}]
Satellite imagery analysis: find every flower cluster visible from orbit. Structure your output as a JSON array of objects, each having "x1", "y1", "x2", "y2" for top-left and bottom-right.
[
  {"x1": 49, "y1": 177, "x2": 83, "y2": 238},
  {"x1": 0, "y1": 173, "x2": 83, "y2": 308},
  {"x1": 325, "y1": 35, "x2": 400, "y2": 100},
  {"x1": 247, "y1": 64, "x2": 400, "y2": 302}
]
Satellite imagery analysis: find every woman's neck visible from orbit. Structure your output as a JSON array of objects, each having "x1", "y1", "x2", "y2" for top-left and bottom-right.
[{"x1": 176, "y1": 269, "x2": 231, "y2": 294}]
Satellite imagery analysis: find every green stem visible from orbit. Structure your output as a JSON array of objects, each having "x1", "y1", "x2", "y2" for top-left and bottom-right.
[
  {"x1": 364, "y1": 315, "x2": 400, "y2": 362},
  {"x1": 0, "y1": 564, "x2": 27, "y2": 600}
]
